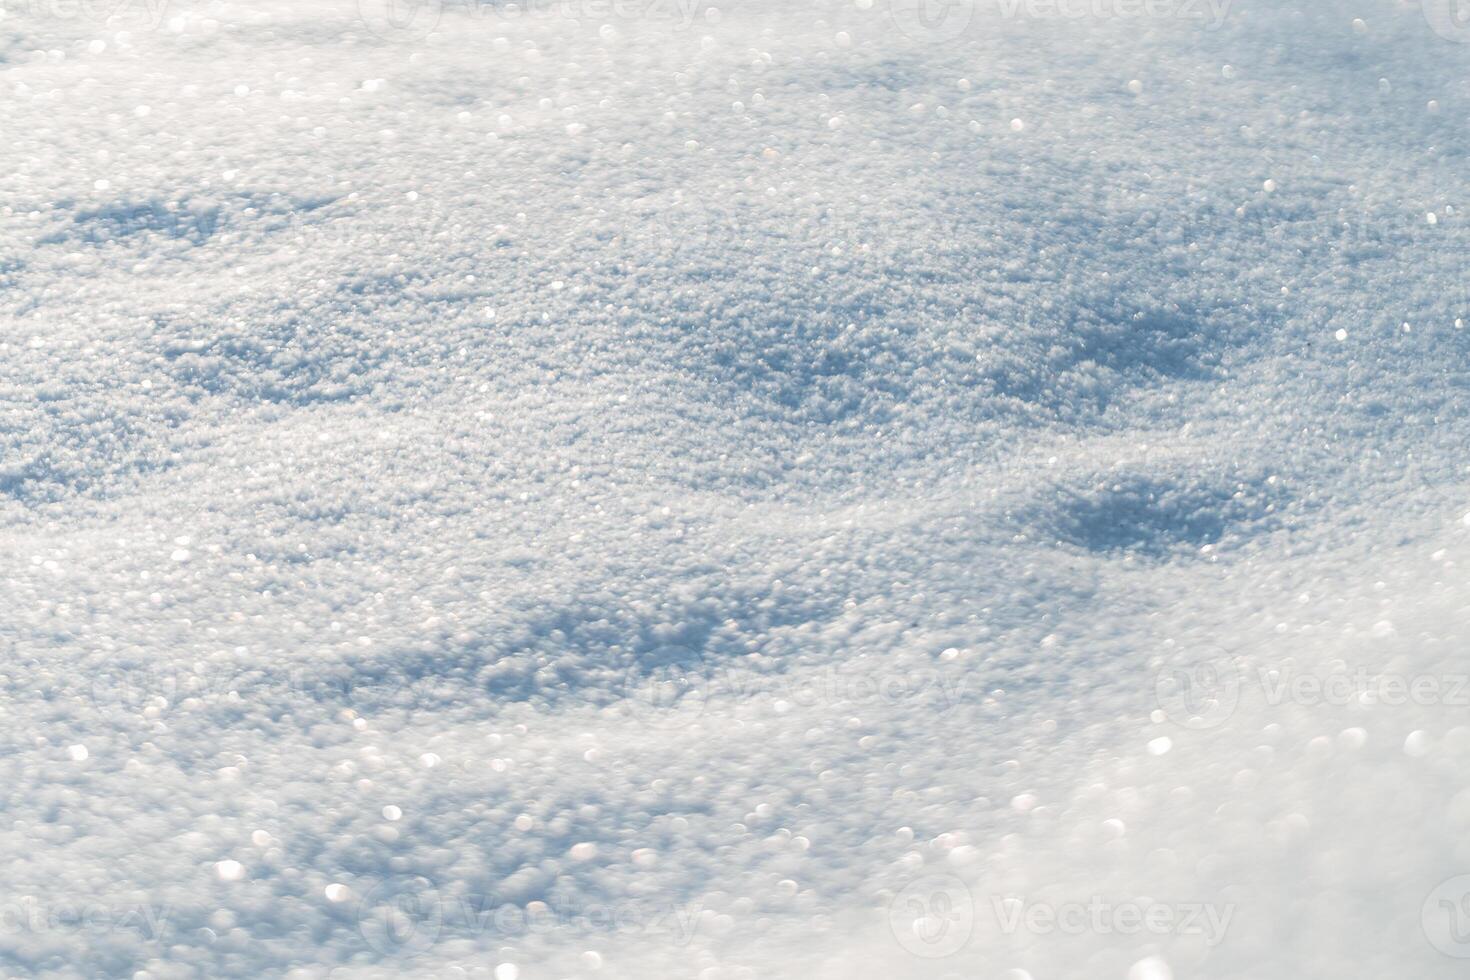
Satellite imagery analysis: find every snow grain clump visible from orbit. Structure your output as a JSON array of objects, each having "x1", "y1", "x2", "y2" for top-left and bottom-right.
[{"x1": 1024, "y1": 469, "x2": 1291, "y2": 558}]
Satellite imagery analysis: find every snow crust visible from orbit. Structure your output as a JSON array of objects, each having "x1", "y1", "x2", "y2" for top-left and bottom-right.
[{"x1": 2, "y1": 0, "x2": 1469, "y2": 976}]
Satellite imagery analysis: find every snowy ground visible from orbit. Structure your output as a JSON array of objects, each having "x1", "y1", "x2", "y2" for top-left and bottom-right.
[{"x1": 2, "y1": 0, "x2": 1470, "y2": 976}]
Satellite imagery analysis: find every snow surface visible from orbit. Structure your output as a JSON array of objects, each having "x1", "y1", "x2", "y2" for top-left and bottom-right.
[{"x1": 2, "y1": 0, "x2": 1470, "y2": 977}]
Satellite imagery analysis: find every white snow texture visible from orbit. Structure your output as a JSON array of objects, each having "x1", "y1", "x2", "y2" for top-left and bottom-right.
[{"x1": 2, "y1": 0, "x2": 1469, "y2": 977}]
